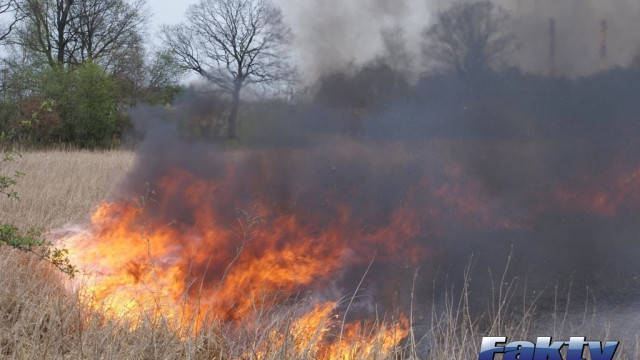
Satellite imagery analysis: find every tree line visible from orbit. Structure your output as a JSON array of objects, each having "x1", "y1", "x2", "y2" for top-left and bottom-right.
[
  {"x1": 0, "y1": 0, "x2": 536, "y2": 146},
  {"x1": 0, "y1": 0, "x2": 185, "y2": 147}
]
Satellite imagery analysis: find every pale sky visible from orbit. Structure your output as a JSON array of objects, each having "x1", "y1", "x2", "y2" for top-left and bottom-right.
[
  {"x1": 141, "y1": 0, "x2": 422, "y2": 86},
  {"x1": 142, "y1": 0, "x2": 639, "y2": 80},
  {"x1": 146, "y1": 1, "x2": 197, "y2": 38}
]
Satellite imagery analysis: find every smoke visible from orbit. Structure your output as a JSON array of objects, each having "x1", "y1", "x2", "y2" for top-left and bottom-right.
[
  {"x1": 111, "y1": 63, "x2": 640, "y2": 325},
  {"x1": 62, "y1": 0, "x2": 640, "y2": 336},
  {"x1": 274, "y1": 0, "x2": 429, "y2": 81},
  {"x1": 504, "y1": 0, "x2": 640, "y2": 76},
  {"x1": 275, "y1": 0, "x2": 640, "y2": 80}
]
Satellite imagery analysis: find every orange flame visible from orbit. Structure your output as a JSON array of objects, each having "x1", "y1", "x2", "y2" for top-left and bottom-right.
[
  {"x1": 61, "y1": 157, "x2": 518, "y2": 356},
  {"x1": 247, "y1": 302, "x2": 410, "y2": 359},
  {"x1": 552, "y1": 163, "x2": 640, "y2": 216}
]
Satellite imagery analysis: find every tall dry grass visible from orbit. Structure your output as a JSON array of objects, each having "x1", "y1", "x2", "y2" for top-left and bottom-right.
[
  {"x1": 0, "y1": 150, "x2": 135, "y2": 229},
  {"x1": 1, "y1": 150, "x2": 639, "y2": 359}
]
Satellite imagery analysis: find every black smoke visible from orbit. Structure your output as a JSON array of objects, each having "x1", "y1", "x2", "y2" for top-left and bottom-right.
[
  {"x1": 114, "y1": 65, "x2": 640, "y2": 326},
  {"x1": 100, "y1": 2, "x2": 640, "y2": 346}
]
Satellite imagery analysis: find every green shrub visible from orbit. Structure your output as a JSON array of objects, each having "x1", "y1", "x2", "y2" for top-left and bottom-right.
[{"x1": 39, "y1": 62, "x2": 119, "y2": 147}]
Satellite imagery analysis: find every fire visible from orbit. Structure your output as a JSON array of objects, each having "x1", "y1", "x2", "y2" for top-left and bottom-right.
[
  {"x1": 248, "y1": 302, "x2": 410, "y2": 359},
  {"x1": 318, "y1": 314, "x2": 410, "y2": 360},
  {"x1": 60, "y1": 145, "x2": 521, "y2": 357},
  {"x1": 65, "y1": 166, "x2": 425, "y2": 318},
  {"x1": 552, "y1": 164, "x2": 640, "y2": 217}
]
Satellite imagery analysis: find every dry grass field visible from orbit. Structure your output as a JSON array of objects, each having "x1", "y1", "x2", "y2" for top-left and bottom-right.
[
  {"x1": 0, "y1": 150, "x2": 135, "y2": 230},
  {"x1": 0, "y1": 150, "x2": 421, "y2": 359},
  {"x1": 1, "y1": 150, "x2": 639, "y2": 359}
]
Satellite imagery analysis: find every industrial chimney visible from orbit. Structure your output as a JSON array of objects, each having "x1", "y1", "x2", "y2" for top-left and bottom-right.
[
  {"x1": 548, "y1": 18, "x2": 556, "y2": 76},
  {"x1": 600, "y1": 20, "x2": 608, "y2": 71}
]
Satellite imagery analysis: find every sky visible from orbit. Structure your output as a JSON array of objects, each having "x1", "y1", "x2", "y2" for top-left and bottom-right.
[
  {"x1": 145, "y1": 0, "x2": 197, "y2": 39},
  {"x1": 142, "y1": 0, "x2": 640, "y2": 81},
  {"x1": 143, "y1": 0, "x2": 432, "y2": 82}
]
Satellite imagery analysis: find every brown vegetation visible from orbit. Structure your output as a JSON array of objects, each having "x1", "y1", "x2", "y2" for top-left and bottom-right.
[
  {"x1": 1, "y1": 150, "x2": 640, "y2": 359},
  {"x1": 0, "y1": 150, "x2": 134, "y2": 229}
]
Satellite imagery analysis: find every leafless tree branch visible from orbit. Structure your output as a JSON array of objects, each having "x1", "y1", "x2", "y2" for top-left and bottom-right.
[
  {"x1": 161, "y1": 0, "x2": 294, "y2": 139},
  {"x1": 422, "y1": 1, "x2": 516, "y2": 75},
  {"x1": 14, "y1": 0, "x2": 147, "y2": 70}
]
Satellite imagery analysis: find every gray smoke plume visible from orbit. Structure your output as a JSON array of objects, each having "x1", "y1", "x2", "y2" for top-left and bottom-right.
[
  {"x1": 276, "y1": 0, "x2": 640, "y2": 80},
  {"x1": 119, "y1": 64, "x2": 640, "y2": 322},
  {"x1": 84, "y1": 0, "x2": 640, "y2": 344},
  {"x1": 504, "y1": 0, "x2": 640, "y2": 76}
]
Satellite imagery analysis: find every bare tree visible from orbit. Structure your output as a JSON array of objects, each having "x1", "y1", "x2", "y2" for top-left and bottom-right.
[
  {"x1": 110, "y1": 47, "x2": 187, "y2": 106},
  {"x1": 423, "y1": 1, "x2": 516, "y2": 75},
  {"x1": 14, "y1": 0, "x2": 146, "y2": 69},
  {"x1": 381, "y1": 26, "x2": 412, "y2": 74},
  {"x1": 70, "y1": 0, "x2": 146, "y2": 69},
  {"x1": 0, "y1": 0, "x2": 23, "y2": 43},
  {"x1": 145, "y1": 50, "x2": 187, "y2": 94},
  {"x1": 162, "y1": 0, "x2": 292, "y2": 139},
  {"x1": 15, "y1": 0, "x2": 77, "y2": 67}
]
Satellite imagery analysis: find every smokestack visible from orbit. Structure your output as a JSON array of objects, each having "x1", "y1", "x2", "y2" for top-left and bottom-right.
[
  {"x1": 548, "y1": 18, "x2": 556, "y2": 77},
  {"x1": 600, "y1": 19, "x2": 608, "y2": 71}
]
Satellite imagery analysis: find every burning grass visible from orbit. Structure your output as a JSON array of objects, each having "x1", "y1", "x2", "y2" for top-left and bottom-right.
[
  {"x1": 3, "y1": 245, "x2": 640, "y2": 359},
  {"x1": 0, "y1": 247, "x2": 410, "y2": 359},
  {"x1": 2, "y1": 149, "x2": 640, "y2": 359},
  {"x1": 0, "y1": 149, "x2": 415, "y2": 359}
]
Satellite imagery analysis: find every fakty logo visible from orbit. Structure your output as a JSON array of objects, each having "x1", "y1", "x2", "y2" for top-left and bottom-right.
[{"x1": 478, "y1": 337, "x2": 619, "y2": 360}]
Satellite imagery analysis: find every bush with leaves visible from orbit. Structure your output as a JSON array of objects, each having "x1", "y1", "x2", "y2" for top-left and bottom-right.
[
  {"x1": 39, "y1": 61, "x2": 119, "y2": 147},
  {"x1": 12, "y1": 97, "x2": 60, "y2": 144},
  {"x1": 0, "y1": 150, "x2": 76, "y2": 277}
]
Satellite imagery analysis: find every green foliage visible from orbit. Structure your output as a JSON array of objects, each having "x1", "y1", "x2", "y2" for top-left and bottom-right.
[
  {"x1": 149, "y1": 84, "x2": 185, "y2": 106},
  {"x1": 142, "y1": 49, "x2": 188, "y2": 105},
  {"x1": 39, "y1": 62, "x2": 119, "y2": 147},
  {"x1": 0, "y1": 100, "x2": 20, "y2": 138},
  {"x1": 0, "y1": 47, "x2": 186, "y2": 147},
  {"x1": 71, "y1": 62, "x2": 118, "y2": 144},
  {"x1": 0, "y1": 150, "x2": 76, "y2": 278},
  {"x1": 0, "y1": 224, "x2": 76, "y2": 277},
  {"x1": 0, "y1": 150, "x2": 23, "y2": 198},
  {"x1": 9, "y1": 97, "x2": 60, "y2": 144}
]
